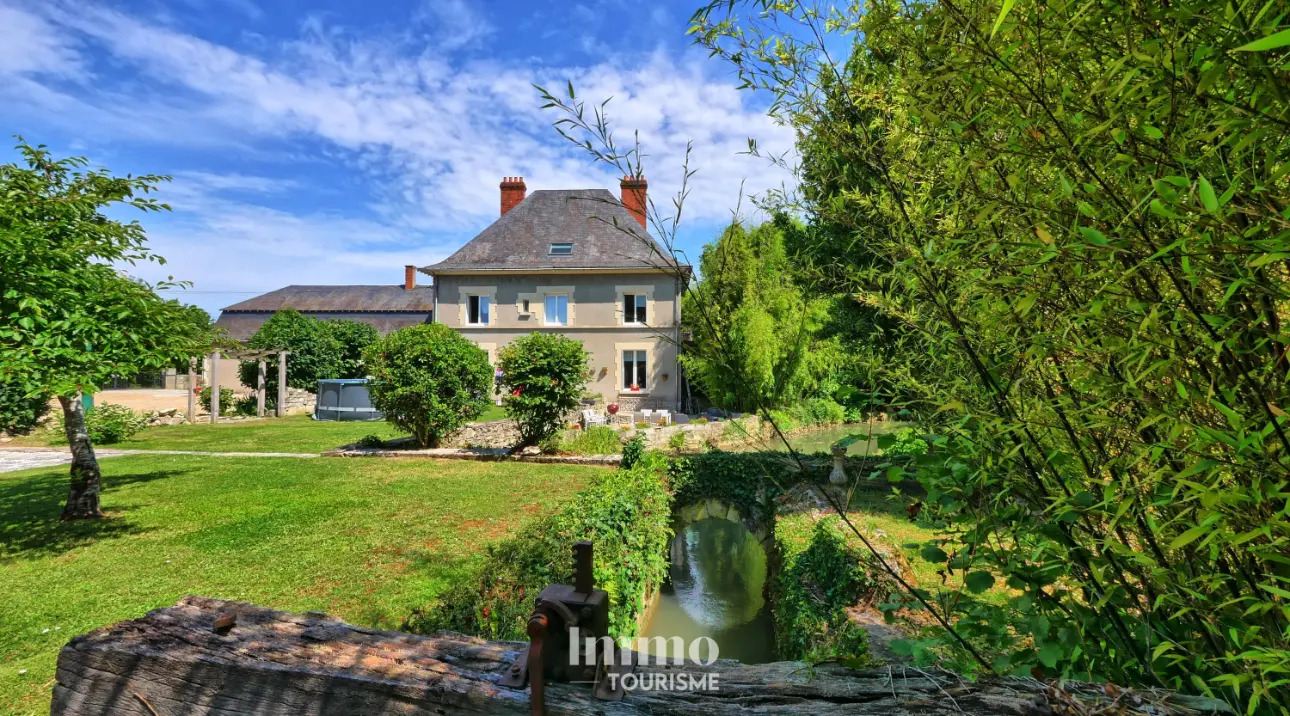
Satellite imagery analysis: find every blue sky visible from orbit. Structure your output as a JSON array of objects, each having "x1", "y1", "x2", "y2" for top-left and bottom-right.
[{"x1": 0, "y1": 0, "x2": 796, "y2": 317}]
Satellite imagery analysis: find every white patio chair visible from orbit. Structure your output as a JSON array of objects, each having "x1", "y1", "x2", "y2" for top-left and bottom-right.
[
  {"x1": 639, "y1": 409, "x2": 654, "y2": 425},
  {"x1": 582, "y1": 409, "x2": 607, "y2": 428},
  {"x1": 656, "y1": 410, "x2": 671, "y2": 425}
]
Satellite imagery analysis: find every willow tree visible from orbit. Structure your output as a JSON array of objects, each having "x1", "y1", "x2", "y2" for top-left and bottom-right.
[
  {"x1": 691, "y1": 0, "x2": 1290, "y2": 710},
  {"x1": 0, "y1": 141, "x2": 211, "y2": 519}
]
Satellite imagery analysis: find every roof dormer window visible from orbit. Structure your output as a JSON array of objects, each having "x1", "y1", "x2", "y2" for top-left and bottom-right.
[{"x1": 548, "y1": 242, "x2": 573, "y2": 256}]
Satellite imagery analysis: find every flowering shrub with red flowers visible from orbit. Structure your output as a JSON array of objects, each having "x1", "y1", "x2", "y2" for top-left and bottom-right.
[
  {"x1": 362, "y1": 323, "x2": 493, "y2": 447},
  {"x1": 497, "y1": 333, "x2": 589, "y2": 449}
]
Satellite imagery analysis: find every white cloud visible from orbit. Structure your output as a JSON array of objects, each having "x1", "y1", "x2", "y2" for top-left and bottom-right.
[
  {"x1": 0, "y1": 4, "x2": 83, "y2": 77},
  {"x1": 4, "y1": 1, "x2": 795, "y2": 313}
]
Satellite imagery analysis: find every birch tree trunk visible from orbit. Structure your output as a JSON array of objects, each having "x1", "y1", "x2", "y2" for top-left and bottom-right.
[{"x1": 59, "y1": 393, "x2": 104, "y2": 520}]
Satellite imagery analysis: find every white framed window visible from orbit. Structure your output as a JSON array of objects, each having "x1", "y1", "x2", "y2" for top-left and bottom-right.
[
  {"x1": 458, "y1": 287, "x2": 496, "y2": 327},
  {"x1": 615, "y1": 285, "x2": 655, "y2": 327},
  {"x1": 466, "y1": 295, "x2": 491, "y2": 325},
  {"x1": 623, "y1": 293, "x2": 647, "y2": 325},
  {"x1": 536, "y1": 286, "x2": 575, "y2": 327},
  {"x1": 548, "y1": 242, "x2": 573, "y2": 256},
  {"x1": 622, "y1": 350, "x2": 647, "y2": 391},
  {"x1": 544, "y1": 294, "x2": 569, "y2": 325}
]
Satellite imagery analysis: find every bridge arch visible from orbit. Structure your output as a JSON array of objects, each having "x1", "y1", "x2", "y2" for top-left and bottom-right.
[{"x1": 669, "y1": 497, "x2": 774, "y2": 563}]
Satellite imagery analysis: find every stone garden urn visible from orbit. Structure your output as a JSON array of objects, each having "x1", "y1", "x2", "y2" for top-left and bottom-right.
[{"x1": 829, "y1": 443, "x2": 848, "y2": 485}]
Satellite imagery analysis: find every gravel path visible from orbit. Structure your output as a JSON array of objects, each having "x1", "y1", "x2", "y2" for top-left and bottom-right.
[
  {"x1": 0, "y1": 447, "x2": 317, "y2": 474},
  {"x1": 0, "y1": 449, "x2": 123, "y2": 474}
]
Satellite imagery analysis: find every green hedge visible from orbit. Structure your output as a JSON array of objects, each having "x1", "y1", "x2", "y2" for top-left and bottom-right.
[
  {"x1": 404, "y1": 453, "x2": 672, "y2": 641},
  {"x1": 773, "y1": 514, "x2": 875, "y2": 663}
]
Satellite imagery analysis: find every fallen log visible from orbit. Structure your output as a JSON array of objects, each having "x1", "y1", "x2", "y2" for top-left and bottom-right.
[{"x1": 52, "y1": 596, "x2": 1228, "y2": 715}]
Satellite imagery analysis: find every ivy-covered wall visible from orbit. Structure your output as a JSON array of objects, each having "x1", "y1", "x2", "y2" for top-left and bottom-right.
[
  {"x1": 404, "y1": 452, "x2": 673, "y2": 641},
  {"x1": 772, "y1": 514, "x2": 876, "y2": 663}
]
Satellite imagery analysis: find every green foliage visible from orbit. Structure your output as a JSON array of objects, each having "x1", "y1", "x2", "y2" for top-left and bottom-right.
[
  {"x1": 57, "y1": 403, "x2": 147, "y2": 445},
  {"x1": 667, "y1": 430, "x2": 686, "y2": 452},
  {"x1": 232, "y1": 394, "x2": 258, "y2": 417},
  {"x1": 666, "y1": 451, "x2": 808, "y2": 525},
  {"x1": 879, "y1": 428, "x2": 927, "y2": 458},
  {"x1": 0, "y1": 383, "x2": 49, "y2": 434},
  {"x1": 238, "y1": 310, "x2": 342, "y2": 399},
  {"x1": 404, "y1": 453, "x2": 673, "y2": 641},
  {"x1": 559, "y1": 426, "x2": 623, "y2": 455},
  {"x1": 681, "y1": 220, "x2": 840, "y2": 411},
  {"x1": 362, "y1": 324, "x2": 492, "y2": 448},
  {"x1": 773, "y1": 515, "x2": 875, "y2": 663},
  {"x1": 198, "y1": 386, "x2": 234, "y2": 415},
  {"x1": 0, "y1": 141, "x2": 213, "y2": 402},
  {"x1": 694, "y1": 0, "x2": 1290, "y2": 709},
  {"x1": 498, "y1": 333, "x2": 589, "y2": 447},
  {"x1": 326, "y1": 319, "x2": 379, "y2": 378},
  {"x1": 355, "y1": 434, "x2": 386, "y2": 449},
  {"x1": 621, "y1": 433, "x2": 646, "y2": 469}
]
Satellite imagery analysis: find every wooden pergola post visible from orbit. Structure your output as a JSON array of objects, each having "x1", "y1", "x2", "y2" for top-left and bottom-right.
[
  {"x1": 186, "y1": 356, "x2": 197, "y2": 423},
  {"x1": 276, "y1": 351, "x2": 288, "y2": 418},
  {"x1": 256, "y1": 360, "x2": 266, "y2": 418},
  {"x1": 209, "y1": 351, "x2": 220, "y2": 424}
]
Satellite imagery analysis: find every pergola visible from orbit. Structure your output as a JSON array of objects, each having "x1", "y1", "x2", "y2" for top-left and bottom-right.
[{"x1": 187, "y1": 349, "x2": 290, "y2": 423}]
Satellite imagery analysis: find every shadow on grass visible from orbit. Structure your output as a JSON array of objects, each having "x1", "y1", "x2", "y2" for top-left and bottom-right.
[{"x1": 0, "y1": 467, "x2": 183, "y2": 561}]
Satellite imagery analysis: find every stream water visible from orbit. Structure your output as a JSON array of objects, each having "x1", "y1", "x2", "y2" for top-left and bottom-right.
[{"x1": 639, "y1": 518, "x2": 776, "y2": 663}]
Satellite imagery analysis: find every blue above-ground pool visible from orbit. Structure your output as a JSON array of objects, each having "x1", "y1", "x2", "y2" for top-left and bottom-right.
[{"x1": 314, "y1": 379, "x2": 382, "y2": 422}]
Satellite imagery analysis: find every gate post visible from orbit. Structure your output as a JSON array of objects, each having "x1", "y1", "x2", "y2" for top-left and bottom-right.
[
  {"x1": 276, "y1": 352, "x2": 288, "y2": 418},
  {"x1": 256, "y1": 360, "x2": 266, "y2": 418},
  {"x1": 209, "y1": 352, "x2": 220, "y2": 424}
]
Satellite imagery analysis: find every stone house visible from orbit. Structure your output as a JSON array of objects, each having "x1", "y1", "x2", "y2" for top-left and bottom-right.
[{"x1": 215, "y1": 176, "x2": 689, "y2": 411}]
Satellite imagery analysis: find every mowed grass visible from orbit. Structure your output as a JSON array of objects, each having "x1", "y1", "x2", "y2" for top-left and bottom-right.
[
  {"x1": 0, "y1": 454, "x2": 604, "y2": 714},
  {"x1": 11, "y1": 414, "x2": 403, "y2": 454},
  {"x1": 13, "y1": 407, "x2": 516, "y2": 453}
]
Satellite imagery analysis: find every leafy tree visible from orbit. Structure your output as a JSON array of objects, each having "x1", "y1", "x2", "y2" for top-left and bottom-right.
[
  {"x1": 362, "y1": 323, "x2": 492, "y2": 447},
  {"x1": 498, "y1": 333, "x2": 589, "y2": 448},
  {"x1": 237, "y1": 309, "x2": 342, "y2": 400},
  {"x1": 693, "y1": 0, "x2": 1290, "y2": 709},
  {"x1": 0, "y1": 382, "x2": 49, "y2": 434},
  {"x1": 327, "y1": 319, "x2": 379, "y2": 378},
  {"x1": 682, "y1": 219, "x2": 836, "y2": 410},
  {"x1": 0, "y1": 140, "x2": 212, "y2": 518}
]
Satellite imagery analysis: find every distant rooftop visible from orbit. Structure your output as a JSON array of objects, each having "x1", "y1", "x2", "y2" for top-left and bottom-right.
[{"x1": 219, "y1": 285, "x2": 435, "y2": 313}]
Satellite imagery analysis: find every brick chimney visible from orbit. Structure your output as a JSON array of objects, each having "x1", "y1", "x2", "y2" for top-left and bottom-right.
[
  {"x1": 620, "y1": 176, "x2": 647, "y2": 228},
  {"x1": 500, "y1": 176, "x2": 526, "y2": 216},
  {"x1": 404, "y1": 265, "x2": 416, "y2": 290}
]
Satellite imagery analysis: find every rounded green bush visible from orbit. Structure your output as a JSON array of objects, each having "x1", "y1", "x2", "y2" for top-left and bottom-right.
[
  {"x1": 363, "y1": 324, "x2": 493, "y2": 448},
  {"x1": 497, "y1": 333, "x2": 589, "y2": 447}
]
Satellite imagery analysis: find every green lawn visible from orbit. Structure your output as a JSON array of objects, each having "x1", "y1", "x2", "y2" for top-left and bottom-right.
[
  {"x1": 12, "y1": 407, "x2": 515, "y2": 454},
  {"x1": 0, "y1": 454, "x2": 604, "y2": 714}
]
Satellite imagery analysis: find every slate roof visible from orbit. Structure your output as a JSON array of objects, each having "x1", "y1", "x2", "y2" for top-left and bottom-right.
[
  {"x1": 220, "y1": 285, "x2": 435, "y2": 313},
  {"x1": 214, "y1": 311, "x2": 432, "y2": 341},
  {"x1": 423, "y1": 189, "x2": 687, "y2": 272}
]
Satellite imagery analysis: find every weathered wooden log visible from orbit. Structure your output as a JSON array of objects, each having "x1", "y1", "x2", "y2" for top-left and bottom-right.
[{"x1": 52, "y1": 596, "x2": 1228, "y2": 715}]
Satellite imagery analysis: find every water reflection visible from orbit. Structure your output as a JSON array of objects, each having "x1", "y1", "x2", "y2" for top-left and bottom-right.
[{"x1": 640, "y1": 518, "x2": 775, "y2": 663}]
